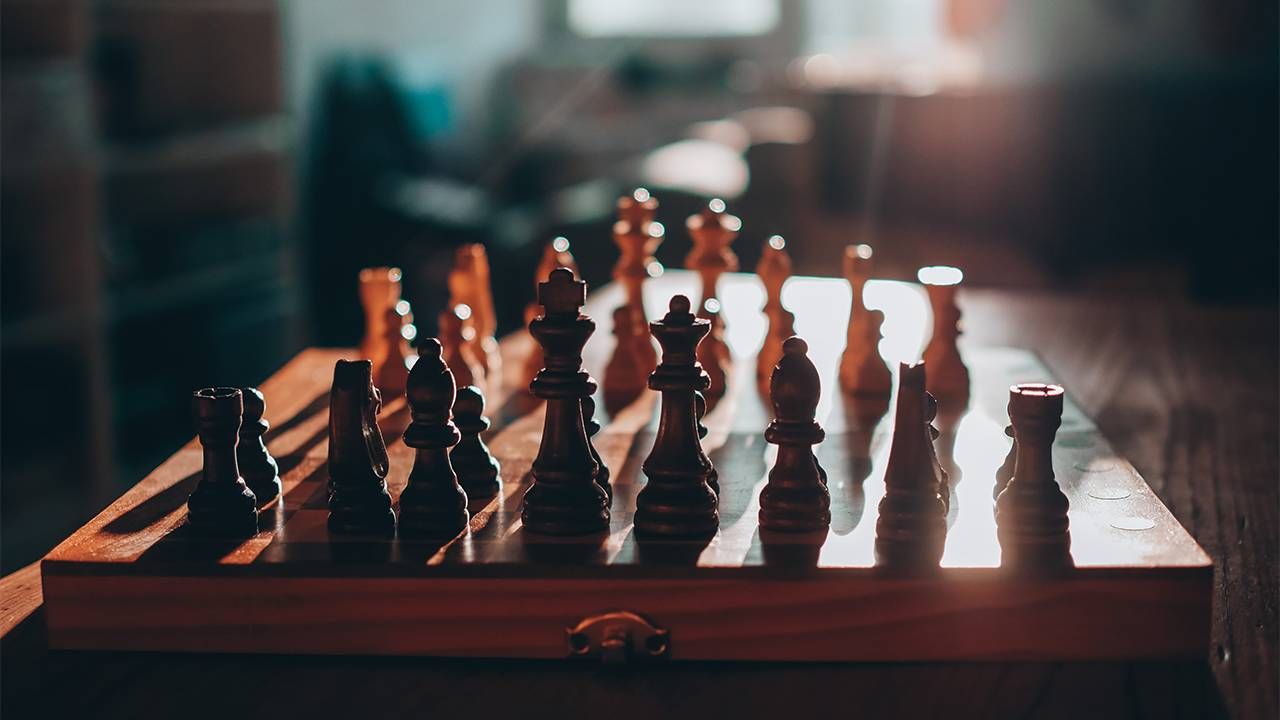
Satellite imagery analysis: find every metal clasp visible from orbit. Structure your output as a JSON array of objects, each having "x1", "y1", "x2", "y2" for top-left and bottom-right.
[{"x1": 565, "y1": 610, "x2": 670, "y2": 663}]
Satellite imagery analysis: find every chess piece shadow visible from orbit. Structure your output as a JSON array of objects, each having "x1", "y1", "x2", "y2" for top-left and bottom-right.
[
  {"x1": 262, "y1": 390, "x2": 329, "y2": 444},
  {"x1": 138, "y1": 521, "x2": 254, "y2": 564},
  {"x1": 103, "y1": 471, "x2": 201, "y2": 535},
  {"x1": 707, "y1": 435, "x2": 767, "y2": 528},
  {"x1": 831, "y1": 393, "x2": 890, "y2": 536}
]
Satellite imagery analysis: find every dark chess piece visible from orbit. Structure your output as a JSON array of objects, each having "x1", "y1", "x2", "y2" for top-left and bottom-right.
[
  {"x1": 236, "y1": 387, "x2": 281, "y2": 506},
  {"x1": 521, "y1": 268, "x2": 610, "y2": 535},
  {"x1": 924, "y1": 392, "x2": 950, "y2": 514},
  {"x1": 582, "y1": 394, "x2": 612, "y2": 502},
  {"x1": 327, "y1": 359, "x2": 396, "y2": 536},
  {"x1": 993, "y1": 424, "x2": 1016, "y2": 499},
  {"x1": 874, "y1": 362, "x2": 947, "y2": 569},
  {"x1": 694, "y1": 390, "x2": 718, "y2": 495},
  {"x1": 399, "y1": 339, "x2": 470, "y2": 539},
  {"x1": 759, "y1": 337, "x2": 831, "y2": 533},
  {"x1": 450, "y1": 385, "x2": 501, "y2": 498},
  {"x1": 634, "y1": 295, "x2": 719, "y2": 539},
  {"x1": 188, "y1": 387, "x2": 258, "y2": 536},
  {"x1": 995, "y1": 383, "x2": 1072, "y2": 568}
]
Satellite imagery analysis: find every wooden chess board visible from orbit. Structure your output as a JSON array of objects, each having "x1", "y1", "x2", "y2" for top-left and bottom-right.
[{"x1": 40, "y1": 272, "x2": 1211, "y2": 661}]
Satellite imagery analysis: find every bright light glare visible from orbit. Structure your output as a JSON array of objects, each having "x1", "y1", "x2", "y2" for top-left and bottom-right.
[
  {"x1": 917, "y1": 266, "x2": 964, "y2": 286},
  {"x1": 568, "y1": 0, "x2": 779, "y2": 37},
  {"x1": 552, "y1": 236, "x2": 570, "y2": 253}
]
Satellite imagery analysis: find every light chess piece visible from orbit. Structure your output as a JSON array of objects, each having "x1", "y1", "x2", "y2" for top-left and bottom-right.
[
  {"x1": 919, "y1": 266, "x2": 970, "y2": 401},
  {"x1": 839, "y1": 244, "x2": 892, "y2": 396},
  {"x1": 685, "y1": 199, "x2": 739, "y2": 396},
  {"x1": 756, "y1": 235, "x2": 794, "y2": 383}
]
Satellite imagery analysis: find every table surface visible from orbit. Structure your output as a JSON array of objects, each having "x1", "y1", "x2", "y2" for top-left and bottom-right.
[{"x1": 3, "y1": 275, "x2": 1275, "y2": 719}]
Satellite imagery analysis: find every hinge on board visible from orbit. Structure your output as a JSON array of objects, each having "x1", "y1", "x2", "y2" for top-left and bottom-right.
[{"x1": 565, "y1": 610, "x2": 670, "y2": 663}]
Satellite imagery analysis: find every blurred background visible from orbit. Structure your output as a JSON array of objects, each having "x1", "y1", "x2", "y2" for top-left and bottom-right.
[{"x1": 1, "y1": 0, "x2": 1275, "y2": 572}]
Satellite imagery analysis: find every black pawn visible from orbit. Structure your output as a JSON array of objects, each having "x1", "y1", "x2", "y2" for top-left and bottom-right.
[
  {"x1": 996, "y1": 383, "x2": 1072, "y2": 568},
  {"x1": 694, "y1": 391, "x2": 718, "y2": 495},
  {"x1": 237, "y1": 387, "x2": 281, "y2": 506},
  {"x1": 759, "y1": 337, "x2": 831, "y2": 532},
  {"x1": 189, "y1": 387, "x2": 258, "y2": 536},
  {"x1": 874, "y1": 362, "x2": 947, "y2": 569},
  {"x1": 450, "y1": 385, "x2": 501, "y2": 498},
  {"x1": 993, "y1": 424, "x2": 1016, "y2": 499},
  {"x1": 582, "y1": 394, "x2": 612, "y2": 501},
  {"x1": 400, "y1": 339, "x2": 470, "y2": 539},
  {"x1": 327, "y1": 359, "x2": 396, "y2": 535},
  {"x1": 925, "y1": 392, "x2": 950, "y2": 513},
  {"x1": 522, "y1": 268, "x2": 610, "y2": 535},
  {"x1": 635, "y1": 295, "x2": 719, "y2": 539}
]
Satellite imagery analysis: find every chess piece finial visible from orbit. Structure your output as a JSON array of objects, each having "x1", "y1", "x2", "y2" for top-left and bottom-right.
[
  {"x1": 439, "y1": 304, "x2": 485, "y2": 395},
  {"x1": 189, "y1": 387, "x2": 259, "y2": 535},
  {"x1": 760, "y1": 337, "x2": 831, "y2": 532},
  {"x1": 399, "y1": 338, "x2": 469, "y2": 539},
  {"x1": 996, "y1": 383, "x2": 1072, "y2": 568},
  {"x1": 993, "y1": 424, "x2": 1017, "y2": 499},
  {"x1": 874, "y1": 362, "x2": 947, "y2": 569},
  {"x1": 327, "y1": 360, "x2": 396, "y2": 535},
  {"x1": 839, "y1": 244, "x2": 891, "y2": 396},
  {"x1": 919, "y1": 266, "x2": 970, "y2": 400},
  {"x1": 236, "y1": 387, "x2": 280, "y2": 506},
  {"x1": 635, "y1": 295, "x2": 719, "y2": 539},
  {"x1": 522, "y1": 268, "x2": 610, "y2": 535},
  {"x1": 450, "y1": 385, "x2": 501, "y2": 498},
  {"x1": 581, "y1": 394, "x2": 612, "y2": 501},
  {"x1": 756, "y1": 235, "x2": 794, "y2": 382}
]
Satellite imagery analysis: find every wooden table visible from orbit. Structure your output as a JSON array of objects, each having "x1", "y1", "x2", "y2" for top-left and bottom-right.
[{"x1": 3, "y1": 278, "x2": 1275, "y2": 719}]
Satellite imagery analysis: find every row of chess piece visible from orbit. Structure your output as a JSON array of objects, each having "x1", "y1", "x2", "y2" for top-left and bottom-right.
[
  {"x1": 356, "y1": 190, "x2": 971, "y2": 421},
  {"x1": 187, "y1": 265, "x2": 1073, "y2": 570}
]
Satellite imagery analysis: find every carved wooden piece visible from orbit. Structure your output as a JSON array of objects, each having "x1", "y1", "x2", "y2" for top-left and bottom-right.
[
  {"x1": 635, "y1": 296, "x2": 718, "y2": 539},
  {"x1": 996, "y1": 383, "x2": 1072, "y2": 568},
  {"x1": 522, "y1": 238, "x2": 579, "y2": 388},
  {"x1": 759, "y1": 337, "x2": 831, "y2": 533},
  {"x1": 839, "y1": 245, "x2": 892, "y2": 396},
  {"x1": 450, "y1": 385, "x2": 501, "y2": 498},
  {"x1": 755, "y1": 235, "x2": 793, "y2": 382},
  {"x1": 398, "y1": 338, "x2": 469, "y2": 540},
  {"x1": 921, "y1": 267, "x2": 970, "y2": 401},
  {"x1": 38, "y1": 272, "x2": 1213, "y2": 663},
  {"x1": 236, "y1": 386, "x2": 280, "y2": 505},
  {"x1": 326, "y1": 360, "x2": 395, "y2": 535},
  {"x1": 188, "y1": 387, "x2": 258, "y2": 536},
  {"x1": 685, "y1": 199, "x2": 739, "y2": 396},
  {"x1": 874, "y1": 363, "x2": 948, "y2": 569},
  {"x1": 522, "y1": 269, "x2": 610, "y2": 535}
]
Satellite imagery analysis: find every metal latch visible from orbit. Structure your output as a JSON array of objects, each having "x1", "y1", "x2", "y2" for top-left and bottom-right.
[{"x1": 565, "y1": 611, "x2": 670, "y2": 663}]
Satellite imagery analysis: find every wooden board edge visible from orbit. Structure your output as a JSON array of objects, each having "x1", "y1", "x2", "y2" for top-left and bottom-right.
[{"x1": 42, "y1": 567, "x2": 1212, "y2": 662}]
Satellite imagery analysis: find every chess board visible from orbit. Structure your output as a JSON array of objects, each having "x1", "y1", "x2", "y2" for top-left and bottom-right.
[{"x1": 40, "y1": 272, "x2": 1211, "y2": 661}]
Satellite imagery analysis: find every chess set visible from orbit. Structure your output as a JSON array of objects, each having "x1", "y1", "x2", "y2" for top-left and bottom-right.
[{"x1": 40, "y1": 192, "x2": 1211, "y2": 663}]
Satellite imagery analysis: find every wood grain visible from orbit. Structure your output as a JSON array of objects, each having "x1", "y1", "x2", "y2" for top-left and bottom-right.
[
  {"x1": 3, "y1": 271, "x2": 1273, "y2": 719},
  {"x1": 36, "y1": 273, "x2": 1210, "y2": 662}
]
